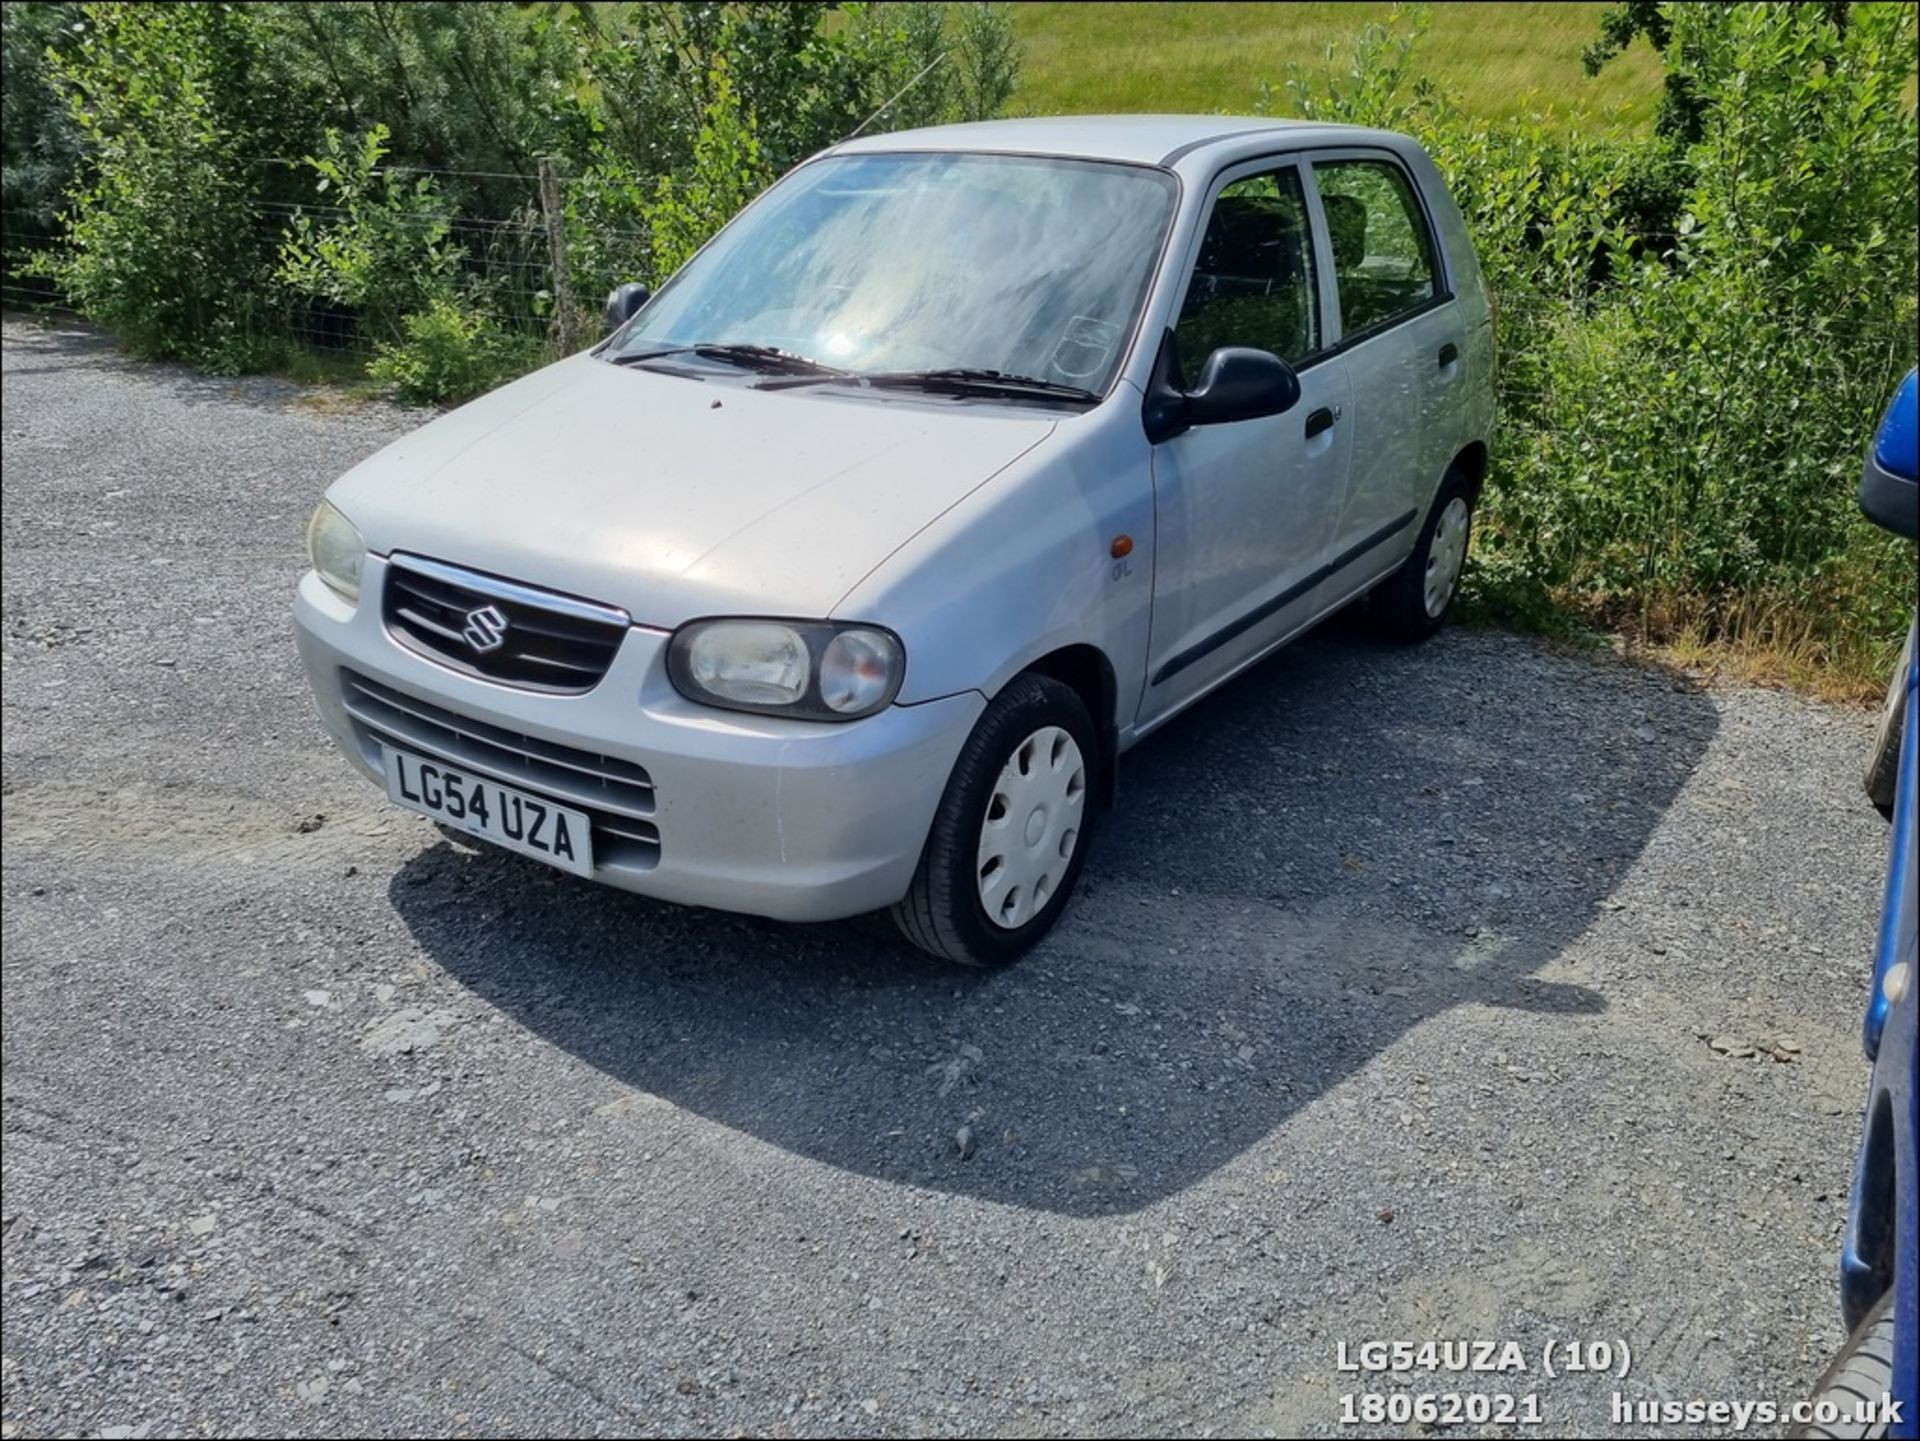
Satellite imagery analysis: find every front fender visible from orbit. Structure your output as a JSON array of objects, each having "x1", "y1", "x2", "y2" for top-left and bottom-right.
[{"x1": 836, "y1": 401, "x2": 1156, "y2": 731}]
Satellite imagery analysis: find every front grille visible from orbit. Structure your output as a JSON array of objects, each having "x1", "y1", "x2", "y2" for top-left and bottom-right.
[
  {"x1": 341, "y1": 670, "x2": 660, "y2": 870},
  {"x1": 382, "y1": 553, "x2": 629, "y2": 694}
]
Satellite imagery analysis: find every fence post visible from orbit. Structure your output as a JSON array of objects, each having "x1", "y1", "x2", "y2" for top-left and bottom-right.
[{"x1": 537, "y1": 155, "x2": 579, "y2": 354}]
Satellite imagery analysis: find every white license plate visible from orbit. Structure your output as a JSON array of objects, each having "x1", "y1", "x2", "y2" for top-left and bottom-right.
[{"x1": 381, "y1": 745, "x2": 593, "y2": 878}]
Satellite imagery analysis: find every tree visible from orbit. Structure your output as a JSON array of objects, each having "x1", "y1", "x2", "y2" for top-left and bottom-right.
[
  {"x1": 1582, "y1": 0, "x2": 1854, "y2": 141},
  {"x1": 2, "y1": 3, "x2": 87, "y2": 242},
  {"x1": 34, "y1": 2, "x2": 294, "y2": 355}
]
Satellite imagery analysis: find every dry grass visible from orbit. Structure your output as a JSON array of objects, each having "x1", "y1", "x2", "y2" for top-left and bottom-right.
[
  {"x1": 1650, "y1": 621, "x2": 1896, "y2": 707},
  {"x1": 1522, "y1": 592, "x2": 1906, "y2": 706}
]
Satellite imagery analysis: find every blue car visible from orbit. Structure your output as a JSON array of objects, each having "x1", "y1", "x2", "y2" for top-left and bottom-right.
[{"x1": 1799, "y1": 369, "x2": 1917, "y2": 1441}]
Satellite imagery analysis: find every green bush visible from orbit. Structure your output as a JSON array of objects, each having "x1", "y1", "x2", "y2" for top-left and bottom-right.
[
  {"x1": 2, "y1": 1, "x2": 88, "y2": 276},
  {"x1": 254, "y1": 1, "x2": 580, "y2": 217},
  {"x1": 9, "y1": 0, "x2": 1907, "y2": 688},
  {"x1": 1281, "y1": 2, "x2": 1918, "y2": 677},
  {"x1": 644, "y1": 55, "x2": 772, "y2": 282},
  {"x1": 949, "y1": 2, "x2": 1022, "y2": 122},
  {"x1": 19, "y1": 3, "x2": 1013, "y2": 365},
  {"x1": 558, "y1": 4, "x2": 1020, "y2": 307},
  {"x1": 194, "y1": 304, "x2": 290, "y2": 376},
  {"x1": 275, "y1": 124, "x2": 464, "y2": 346},
  {"x1": 28, "y1": 2, "x2": 287, "y2": 357},
  {"x1": 368, "y1": 295, "x2": 542, "y2": 405}
]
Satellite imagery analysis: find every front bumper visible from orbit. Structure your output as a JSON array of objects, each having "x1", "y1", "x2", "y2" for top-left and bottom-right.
[{"x1": 293, "y1": 557, "x2": 983, "y2": 922}]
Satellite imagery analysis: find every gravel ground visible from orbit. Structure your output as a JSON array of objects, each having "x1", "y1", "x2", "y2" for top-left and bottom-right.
[{"x1": 0, "y1": 318, "x2": 1897, "y2": 1439}]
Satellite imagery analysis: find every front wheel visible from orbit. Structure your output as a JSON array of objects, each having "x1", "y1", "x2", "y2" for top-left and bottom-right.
[
  {"x1": 1371, "y1": 470, "x2": 1475, "y2": 641},
  {"x1": 892, "y1": 673, "x2": 1097, "y2": 967},
  {"x1": 1863, "y1": 624, "x2": 1912, "y2": 819},
  {"x1": 1788, "y1": 1293, "x2": 1895, "y2": 1439}
]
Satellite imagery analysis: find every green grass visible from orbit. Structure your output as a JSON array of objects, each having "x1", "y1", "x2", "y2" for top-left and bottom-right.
[{"x1": 1008, "y1": 2, "x2": 1665, "y2": 131}]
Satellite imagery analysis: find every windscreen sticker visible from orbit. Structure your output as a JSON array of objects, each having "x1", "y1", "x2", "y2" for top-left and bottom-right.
[{"x1": 1051, "y1": 315, "x2": 1122, "y2": 380}]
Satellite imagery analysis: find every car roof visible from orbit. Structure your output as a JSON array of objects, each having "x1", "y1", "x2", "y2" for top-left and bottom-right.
[{"x1": 831, "y1": 115, "x2": 1397, "y2": 170}]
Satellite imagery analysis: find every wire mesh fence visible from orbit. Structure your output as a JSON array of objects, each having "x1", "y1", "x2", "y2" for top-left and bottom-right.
[
  {"x1": 1, "y1": 220, "x2": 81, "y2": 320},
  {"x1": 1, "y1": 161, "x2": 655, "y2": 374},
  {"x1": 7, "y1": 147, "x2": 1713, "y2": 361}
]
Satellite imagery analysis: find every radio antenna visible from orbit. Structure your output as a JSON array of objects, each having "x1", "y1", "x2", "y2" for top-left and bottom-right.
[{"x1": 843, "y1": 52, "x2": 949, "y2": 142}]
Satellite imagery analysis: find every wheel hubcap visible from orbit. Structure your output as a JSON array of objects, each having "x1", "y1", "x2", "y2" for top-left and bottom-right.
[
  {"x1": 1424, "y1": 497, "x2": 1470, "y2": 618},
  {"x1": 977, "y1": 725, "x2": 1087, "y2": 930}
]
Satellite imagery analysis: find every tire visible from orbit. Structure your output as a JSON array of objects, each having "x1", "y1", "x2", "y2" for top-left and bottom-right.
[
  {"x1": 1863, "y1": 626, "x2": 1912, "y2": 820},
  {"x1": 892, "y1": 673, "x2": 1097, "y2": 967},
  {"x1": 1789, "y1": 1293, "x2": 1895, "y2": 1439},
  {"x1": 1371, "y1": 469, "x2": 1475, "y2": 642}
]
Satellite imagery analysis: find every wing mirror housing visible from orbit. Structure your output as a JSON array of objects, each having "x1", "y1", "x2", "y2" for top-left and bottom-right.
[
  {"x1": 605, "y1": 282, "x2": 652, "y2": 335},
  {"x1": 1143, "y1": 330, "x2": 1302, "y2": 444}
]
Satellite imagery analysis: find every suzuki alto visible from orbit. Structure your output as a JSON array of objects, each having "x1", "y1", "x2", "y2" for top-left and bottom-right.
[{"x1": 294, "y1": 116, "x2": 1496, "y2": 965}]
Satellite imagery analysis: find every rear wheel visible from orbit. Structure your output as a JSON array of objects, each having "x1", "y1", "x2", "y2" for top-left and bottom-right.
[
  {"x1": 892, "y1": 673, "x2": 1096, "y2": 967},
  {"x1": 1372, "y1": 470, "x2": 1474, "y2": 641}
]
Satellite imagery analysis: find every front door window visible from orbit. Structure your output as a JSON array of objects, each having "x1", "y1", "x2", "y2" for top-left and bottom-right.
[{"x1": 1174, "y1": 166, "x2": 1321, "y2": 378}]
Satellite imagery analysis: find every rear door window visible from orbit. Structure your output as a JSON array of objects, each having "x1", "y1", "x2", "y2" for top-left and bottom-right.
[{"x1": 1312, "y1": 158, "x2": 1438, "y2": 336}]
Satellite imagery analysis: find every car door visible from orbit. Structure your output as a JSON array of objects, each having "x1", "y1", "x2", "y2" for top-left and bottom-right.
[
  {"x1": 1306, "y1": 151, "x2": 1464, "y2": 593},
  {"x1": 1137, "y1": 157, "x2": 1351, "y2": 729}
]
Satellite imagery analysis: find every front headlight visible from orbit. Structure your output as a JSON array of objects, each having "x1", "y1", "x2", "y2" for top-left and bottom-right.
[
  {"x1": 307, "y1": 500, "x2": 366, "y2": 603},
  {"x1": 668, "y1": 619, "x2": 904, "y2": 721}
]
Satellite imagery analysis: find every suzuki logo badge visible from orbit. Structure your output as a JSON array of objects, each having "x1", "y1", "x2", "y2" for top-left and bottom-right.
[{"x1": 462, "y1": 604, "x2": 509, "y2": 653}]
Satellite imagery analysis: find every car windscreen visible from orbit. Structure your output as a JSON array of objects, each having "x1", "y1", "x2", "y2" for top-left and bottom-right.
[{"x1": 612, "y1": 151, "x2": 1178, "y2": 394}]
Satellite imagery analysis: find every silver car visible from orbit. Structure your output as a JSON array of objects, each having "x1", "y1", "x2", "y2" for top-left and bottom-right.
[{"x1": 294, "y1": 116, "x2": 1495, "y2": 965}]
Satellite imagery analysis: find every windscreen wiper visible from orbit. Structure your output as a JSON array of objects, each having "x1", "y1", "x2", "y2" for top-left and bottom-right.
[
  {"x1": 760, "y1": 367, "x2": 1099, "y2": 403},
  {"x1": 610, "y1": 343, "x2": 850, "y2": 377}
]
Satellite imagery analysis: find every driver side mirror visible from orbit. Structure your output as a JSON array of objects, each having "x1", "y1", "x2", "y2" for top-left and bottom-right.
[
  {"x1": 1142, "y1": 332, "x2": 1302, "y2": 444},
  {"x1": 1184, "y1": 346, "x2": 1302, "y2": 427},
  {"x1": 605, "y1": 282, "x2": 651, "y2": 335}
]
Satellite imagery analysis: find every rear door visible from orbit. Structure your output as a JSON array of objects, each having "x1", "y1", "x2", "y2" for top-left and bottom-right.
[
  {"x1": 1138, "y1": 157, "x2": 1351, "y2": 729},
  {"x1": 1306, "y1": 151, "x2": 1464, "y2": 591}
]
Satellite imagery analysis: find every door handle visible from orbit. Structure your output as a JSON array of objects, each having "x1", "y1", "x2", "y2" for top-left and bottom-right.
[
  {"x1": 1304, "y1": 405, "x2": 1336, "y2": 439},
  {"x1": 1437, "y1": 342, "x2": 1460, "y2": 368}
]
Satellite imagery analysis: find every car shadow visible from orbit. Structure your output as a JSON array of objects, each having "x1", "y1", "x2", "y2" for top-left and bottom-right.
[{"x1": 388, "y1": 615, "x2": 1718, "y2": 1217}]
